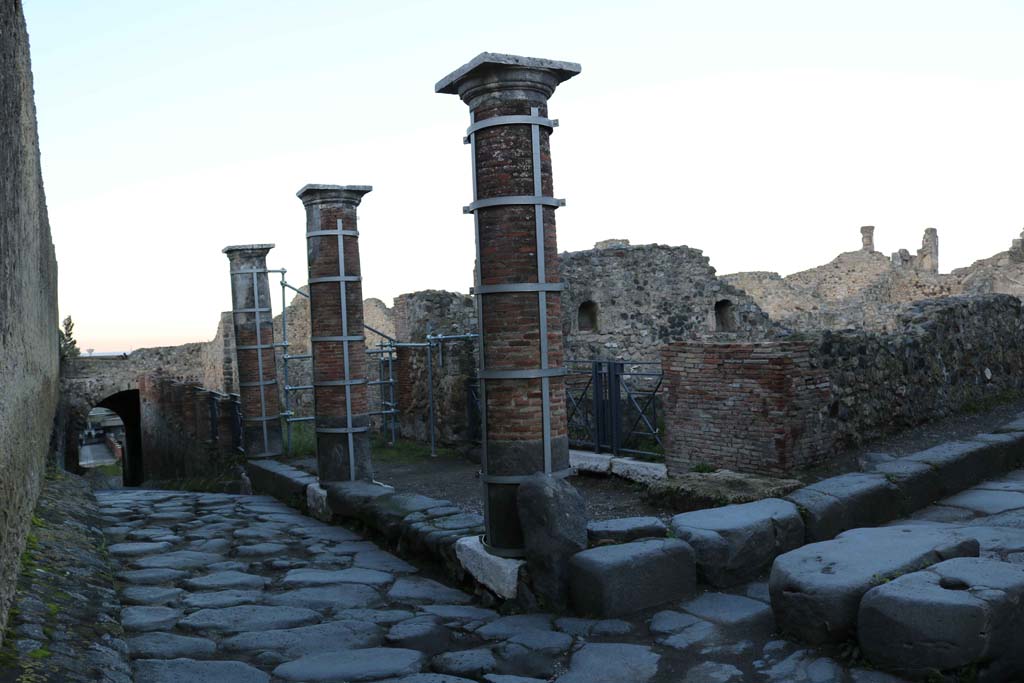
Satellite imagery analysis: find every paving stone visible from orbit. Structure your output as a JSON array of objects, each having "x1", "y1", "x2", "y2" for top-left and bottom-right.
[
  {"x1": 848, "y1": 669, "x2": 913, "y2": 683},
  {"x1": 858, "y1": 557, "x2": 1024, "y2": 681},
  {"x1": 179, "y1": 605, "x2": 320, "y2": 633},
  {"x1": 658, "y1": 620, "x2": 717, "y2": 651},
  {"x1": 133, "y1": 658, "x2": 270, "y2": 682},
  {"x1": 336, "y1": 608, "x2": 417, "y2": 624},
  {"x1": 190, "y1": 539, "x2": 232, "y2": 554},
  {"x1": 266, "y1": 584, "x2": 381, "y2": 611},
  {"x1": 910, "y1": 504, "x2": 977, "y2": 523},
  {"x1": 420, "y1": 604, "x2": 498, "y2": 623},
  {"x1": 587, "y1": 516, "x2": 667, "y2": 544},
  {"x1": 236, "y1": 542, "x2": 289, "y2": 557},
  {"x1": 941, "y1": 488, "x2": 1024, "y2": 515},
  {"x1": 682, "y1": 661, "x2": 743, "y2": 683},
  {"x1": 184, "y1": 571, "x2": 269, "y2": 590},
  {"x1": 282, "y1": 567, "x2": 394, "y2": 587},
  {"x1": 120, "y1": 586, "x2": 183, "y2": 606},
  {"x1": 296, "y1": 525, "x2": 363, "y2": 542},
  {"x1": 591, "y1": 618, "x2": 633, "y2": 635},
  {"x1": 221, "y1": 619, "x2": 382, "y2": 657},
  {"x1": 555, "y1": 643, "x2": 660, "y2": 683},
  {"x1": 127, "y1": 632, "x2": 217, "y2": 658},
  {"x1": 670, "y1": 498, "x2": 803, "y2": 587},
  {"x1": 274, "y1": 647, "x2": 425, "y2": 681},
  {"x1": 649, "y1": 610, "x2": 703, "y2": 635},
  {"x1": 785, "y1": 473, "x2": 902, "y2": 542},
  {"x1": 569, "y1": 538, "x2": 696, "y2": 617},
  {"x1": 118, "y1": 568, "x2": 188, "y2": 585},
  {"x1": 388, "y1": 576, "x2": 472, "y2": 604},
  {"x1": 475, "y1": 614, "x2": 553, "y2": 640},
  {"x1": 968, "y1": 508, "x2": 1024, "y2": 528},
  {"x1": 431, "y1": 647, "x2": 497, "y2": 678},
  {"x1": 553, "y1": 617, "x2": 597, "y2": 636},
  {"x1": 121, "y1": 606, "x2": 182, "y2": 632},
  {"x1": 680, "y1": 592, "x2": 774, "y2": 633},
  {"x1": 181, "y1": 589, "x2": 264, "y2": 608},
  {"x1": 483, "y1": 676, "x2": 547, "y2": 683},
  {"x1": 502, "y1": 629, "x2": 573, "y2": 654},
  {"x1": 108, "y1": 541, "x2": 172, "y2": 557},
  {"x1": 769, "y1": 524, "x2": 980, "y2": 644},
  {"x1": 389, "y1": 676, "x2": 477, "y2": 683},
  {"x1": 133, "y1": 551, "x2": 224, "y2": 570},
  {"x1": 354, "y1": 550, "x2": 419, "y2": 573},
  {"x1": 386, "y1": 616, "x2": 450, "y2": 655}
]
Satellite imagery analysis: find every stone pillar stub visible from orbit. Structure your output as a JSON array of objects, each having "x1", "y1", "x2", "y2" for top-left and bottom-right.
[
  {"x1": 860, "y1": 225, "x2": 875, "y2": 252},
  {"x1": 223, "y1": 244, "x2": 283, "y2": 458},
  {"x1": 438, "y1": 53, "x2": 580, "y2": 557},
  {"x1": 296, "y1": 184, "x2": 374, "y2": 483}
]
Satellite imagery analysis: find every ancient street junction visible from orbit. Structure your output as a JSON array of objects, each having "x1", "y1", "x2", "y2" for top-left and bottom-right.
[{"x1": 6, "y1": 5, "x2": 1024, "y2": 681}]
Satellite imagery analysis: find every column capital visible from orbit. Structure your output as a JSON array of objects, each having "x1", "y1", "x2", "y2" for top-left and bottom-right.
[
  {"x1": 435, "y1": 52, "x2": 581, "y2": 109},
  {"x1": 222, "y1": 243, "x2": 274, "y2": 261},
  {"x1": 297, "y1": 184, "x2": 372, "y2": 208}
]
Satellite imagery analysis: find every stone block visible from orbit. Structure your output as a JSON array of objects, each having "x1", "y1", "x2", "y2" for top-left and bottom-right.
[
  {"x1": 455, "y1": 535, "x2": 524, "y2": 600},
  {"x1": 871, "y1": 459, "x2": 942, "y2": 513},
  {"x1": 609, "y1": 457, "x2": 667, "y2": 483},
  {"x1": 858, "y1": 557, "x2": 1024, "y2": 681},
  {"x1": 569, "y1": 538, "x2": 696, "y2": 617},
  {"x1": 769, "y1": 524, "x2": 979, "y2": 644},
  {"x1": 517, "y1": 474, "x2": 588, "y2": 610},
  {"x1": 785, "y1": 473, "x2": 902, "y2": 542},
  {"x1": 587, "y1": 517, "x2": 667, "y2": 545},
  {"x1": 324, "y1": 481, "x2": 395, "y2": 521},
  {"x1": 670, "y1": 498, "x2": 803, "y2": 587},
  {"x1": 306, "y1": 484, "x2": 332, "y2": 522},
  {"x1": 904, "y1": 441, "x2": 1002, "y2": 497},
  {"x1": 245, "y1": 460, "x2": 316, "y2": 512},
  {"x1": 569, "y1": 450, "x2": 613, "y2": 474}
]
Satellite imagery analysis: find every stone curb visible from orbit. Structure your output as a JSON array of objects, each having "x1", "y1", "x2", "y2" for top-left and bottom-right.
[{"x1": 569, "y1": 450, "x2": 666, "y2": 483}]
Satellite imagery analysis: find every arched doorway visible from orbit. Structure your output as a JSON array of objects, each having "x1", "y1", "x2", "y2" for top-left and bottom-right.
[
  {"x1": 97, "y1": 390, "x2": 143, "y2": 486},
  {"x1": 69, "y1": 389, "x2": 143, "y2": 486}
]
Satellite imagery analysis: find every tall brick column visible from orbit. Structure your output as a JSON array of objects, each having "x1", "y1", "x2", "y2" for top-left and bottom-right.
[
  {"x1": 223, "y1": 244, "x2": 283, "y2": 458},
  {"x1": 296, "y1": 185, "x2": 374, "y2": 482},
  {"x1": 437, "y1": 53, "x2": 580, "y2": 557}
]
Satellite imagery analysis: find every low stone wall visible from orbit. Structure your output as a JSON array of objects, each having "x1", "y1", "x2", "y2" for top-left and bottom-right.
[
  {"x1": 138, "y1": 373, "x2": 243, "y2": 482},
  {"x1": 663, "y1": 294, "x2": 1024, "y2": 476}
]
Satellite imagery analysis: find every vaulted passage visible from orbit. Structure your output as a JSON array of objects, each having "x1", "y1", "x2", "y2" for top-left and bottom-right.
[{"x1": 94, "y1": 389, "x2": 143, "y2": 486}]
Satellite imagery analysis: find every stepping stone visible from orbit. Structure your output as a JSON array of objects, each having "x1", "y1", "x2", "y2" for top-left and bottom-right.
[
  {"x1": 475, "y1": 614, "x2": 552, "y2": 640},
  {"x1": 858, "y1": 557, "x2": 1024, "y2": 680},
  {"x1": 670, "y1": 499, "x2": 804, "y2": 587},
  {"x1": 118, "y1": 568, "x2": 188, "y2": 585},
  {"x1": 128, "y1": 632, "x2": 217, "y2": 658},
  {"x1": 265, "y1": 584, "x2": 381, "y2": 611},
  {"x1": 556, "y1": 643, "x2": 660, "y2": 683},
  {"x1": 785, "y1": 474, "x2": 902, "y2": 543},
  {"x1": 182, "y1": 589, "x2": 264, "y2": 609},
  {"x1": 121, "y1": 606, "x2": 182, "y2": 632},
  {"x1": 221, "y1": 619, "x2": 381, "y2": 657},
  {"x1": 386, "y1": 616, "x2": 450, "y2": 655},
  {"x1": 273, "y1": 647, "x2": 425, "y2": 681},
  {"x1": 680, "y1": 592, "x2": 774, "y2": 632},
  {"x1": 282, "y1": 567, "x2": 393, "y2": 587},
  {"x1": 941, "y1": 489, "x2": 1024, "y2": 515},
  {"x1": 121, "y1": 586, "x2": 183, "y2": 606},
  {"x1": 109, "y1": 540, "x2": 171, "y2": 557},
  {"x1": 184, "y1": 571, "x2": 268, "y2": 590},
  {"x1": 179, "y1": 605, "x2": 320, "y2": 633},
  {"x1": 134, "y1": 551, "x2": 224, "y2": 570},
  {"x1": 431, "y1": 648, "x2": 497, "y2": 678},
  {"x1": 387, "y1": 577, "x2": 471, "y2": 604},
  {"x1": 769, "y1": 524, "x2": 980, "y2": 644},
  {"x1": 588, "y1": 516, "x2": 667, "y2": 544},
  {"x1": 569, "y1": 539, "x2": 696, "y2": 617},
  {"x1": 133, "y1": 658, "x2": 269, "y2": 683}
]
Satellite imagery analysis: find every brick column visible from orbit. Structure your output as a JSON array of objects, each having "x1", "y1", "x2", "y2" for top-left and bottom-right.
[
  {"x1": 223, "y1": 244, "x2": 283, "y2": 459},
  {"x1": 437, "y1": 53, "x2": 580, "y2": 557},
  {"x1": 295, "y1": 185, "x2": 374, "y2": 482}
]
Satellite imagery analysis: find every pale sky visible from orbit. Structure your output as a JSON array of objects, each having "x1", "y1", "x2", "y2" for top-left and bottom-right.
[{"x1": 23, "y1": 0, "x2": 1024, "y2": 352}]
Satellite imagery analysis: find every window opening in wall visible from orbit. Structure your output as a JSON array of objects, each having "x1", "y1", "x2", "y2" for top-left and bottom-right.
[
  {"x1": 715, "y1": 299, "x2": 737, "y2": 332},
  {"x1": 578, "y1": 300, "x2": 599, "y2": 332}
]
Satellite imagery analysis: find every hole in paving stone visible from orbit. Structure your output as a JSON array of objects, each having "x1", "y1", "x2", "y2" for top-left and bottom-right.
[{"x1": 940, "y1": 576, "x2": 970, "y2": 591}]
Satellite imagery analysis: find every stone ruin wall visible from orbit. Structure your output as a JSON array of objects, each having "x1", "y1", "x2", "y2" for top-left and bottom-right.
[
  {"x1": 0, "y1": 0, "x2": 61, "y2": 644},
  {"x1": 662, "y1": 294, "x2": 1024, "y2": 476},
  {"x1": 560, "y1": 240, "x2": 776, "y2": 363}
]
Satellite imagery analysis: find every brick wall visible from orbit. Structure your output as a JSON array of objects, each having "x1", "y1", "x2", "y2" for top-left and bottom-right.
[
  {"x1": 138, "y1": 373, "x2": 242, "y2": 481},
  {"x1": 662, "y1": 342, "x2": 834, "y2": 476},
  {"x1": 662, "y1": 294, "x2": 1024, "y2": 476}
]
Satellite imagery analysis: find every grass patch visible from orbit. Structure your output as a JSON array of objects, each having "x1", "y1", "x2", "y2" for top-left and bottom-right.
[
  {"x1": 691, "y1": 462, "x2": 717, "y2": 474},
  {"x1": 95, "y1": 463, "x2": 123, "y2": 477},
  {"x1": 283, "y1": 420, "x2": 317, "y2": 458}
]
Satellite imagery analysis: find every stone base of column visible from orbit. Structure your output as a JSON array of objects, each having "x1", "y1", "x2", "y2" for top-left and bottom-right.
[{"x1": 316, "y1": 414, "x2": 373, "y2": 483}]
